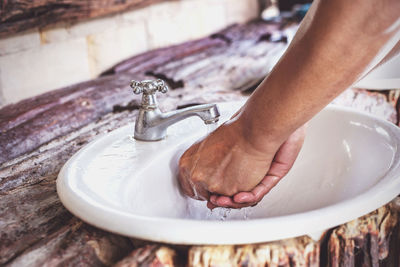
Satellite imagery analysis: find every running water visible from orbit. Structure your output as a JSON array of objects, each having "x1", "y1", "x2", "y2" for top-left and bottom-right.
[
  {"x1": 182, "y1": 121, "x2": 256, "y2": 221},
  {"x1": 185, "y1": 196, "x2": 254, "y2": 221}
]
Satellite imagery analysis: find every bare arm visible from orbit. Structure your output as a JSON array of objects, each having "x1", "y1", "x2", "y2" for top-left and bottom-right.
[
  {"x1": 179, "y1": 0, "x2": 400, "y2": 208},
  {"x1": 239, "y1": 0, "x2": 400, "y2": 151}
]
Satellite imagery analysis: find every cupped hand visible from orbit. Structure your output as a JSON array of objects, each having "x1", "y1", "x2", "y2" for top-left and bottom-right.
[
  {"x1": 178, "y1": 115, "x2": 305, "y2": 209},
  {"x1": 207, "y1": 125, "x2": 306, "y2": 209}
]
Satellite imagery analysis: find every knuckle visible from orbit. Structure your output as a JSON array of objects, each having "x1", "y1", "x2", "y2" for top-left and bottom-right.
[
  {"x1": 224, "y1": 188, "x2": 237, "y2": 197},
  {"x1": 207, "y1": 184, "x2": 219, "y2": 193},
  {"x1": 190, "y1": 172, "x2": 203, "y2": 183}
]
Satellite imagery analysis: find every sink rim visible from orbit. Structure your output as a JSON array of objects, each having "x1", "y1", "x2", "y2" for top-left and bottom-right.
[{"x1": 57, "y1": 103, "x2": 400, "y2": 244}]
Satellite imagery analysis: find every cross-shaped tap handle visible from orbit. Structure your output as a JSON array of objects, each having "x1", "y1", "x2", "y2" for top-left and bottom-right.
[{"x1": 130, "y1": 79, "x2": 169, "y2": 95}]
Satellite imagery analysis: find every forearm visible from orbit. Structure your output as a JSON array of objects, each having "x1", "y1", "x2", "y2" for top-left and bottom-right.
[{"x1": 237, "y1": 0, "x2": 400, "y2": 151}]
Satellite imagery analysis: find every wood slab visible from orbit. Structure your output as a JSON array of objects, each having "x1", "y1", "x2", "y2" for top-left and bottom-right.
[
  {"x1": 1, "y1": 20, "x2": 399, "y2": 266},
  {"x1": 0, "y1": 0, "x2": 175, "y2": 38}
]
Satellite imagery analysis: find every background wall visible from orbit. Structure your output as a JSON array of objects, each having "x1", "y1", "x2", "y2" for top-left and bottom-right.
[{"x1": 0, "y1": 0, "x2": 259, "y2": 107}]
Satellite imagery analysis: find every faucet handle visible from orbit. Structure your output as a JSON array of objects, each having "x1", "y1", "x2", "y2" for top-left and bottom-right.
[{"x1": 130, "y1": 79, "x2": 169, "y2": 95}]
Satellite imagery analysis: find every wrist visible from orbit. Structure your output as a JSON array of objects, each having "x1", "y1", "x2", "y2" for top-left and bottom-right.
[{"x1": 229, "y1": 110, "x2": 285, "y2": 155}]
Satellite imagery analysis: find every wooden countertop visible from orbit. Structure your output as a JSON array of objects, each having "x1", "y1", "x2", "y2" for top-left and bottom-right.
[{"x1": 1, "y1": 20, "x2": 399, "y2": 266}]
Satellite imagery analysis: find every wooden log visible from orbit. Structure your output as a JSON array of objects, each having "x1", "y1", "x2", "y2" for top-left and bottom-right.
[
  {"x1": 0, "y1": 112, "x2": 139, "y2": 265},
  {"x1": 327, "y1": 198, "x2": 400, "y2": 266},
  {"x1": 332, "y1": 88, "x2": 397, "y2": 124},
  {"x1": 0, "y1": 21, "x2": 265, "y2": 264},
  {"x1": 0, "y1": 22, "x2": 290, "y2": 167},
  {"x1": 188, "y1": 237, "x2": 319, "y2": 267},
  {"x1": 1, "y1": 20, "x2": 400, "y2": 266},
  {"x1": 112, "y1": 198, "x2": 400, "y2": 267},
  {"x1": 5, "y1": 217, "x2": 134, "y2": 266},
  {"x1": 0, "y1": 74, "x2": 142, "y2": 168},
  {"x1": 0, "y1": 177, "x2": 72, "y2": 263},
  {"x1": 100, "y1": 37, "x2": 228, "y2": 76},
  {"x1": 114, "y1": 245, "x2": 179, "y2": 267},
  {"x1": 0, "y1": 0, "x2": 175, "y2": 38}
]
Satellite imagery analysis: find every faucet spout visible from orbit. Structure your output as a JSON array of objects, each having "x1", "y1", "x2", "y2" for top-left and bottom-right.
[
  {"x1": 163, "y1": 104, "x2": 220, "y2": 125},
  {"x1": 134, "y1": 103, "x2": 220, "y2": 141},
  {"x1": 130, "y1": 79, "x2": 220, "y2": 141}
]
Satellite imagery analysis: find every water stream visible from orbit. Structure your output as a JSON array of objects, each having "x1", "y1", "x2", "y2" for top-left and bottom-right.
[{"x1": 182, "y1": 121, "x2": 255, "y2": 220}]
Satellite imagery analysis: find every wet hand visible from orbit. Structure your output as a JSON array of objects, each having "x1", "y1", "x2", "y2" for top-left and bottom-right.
[
  {"x1": 207, "y1": 125, "x2": 305, "y2": 209},
  {"x1": 178, "y1": 116, "x2": 305, "y2": 208}
]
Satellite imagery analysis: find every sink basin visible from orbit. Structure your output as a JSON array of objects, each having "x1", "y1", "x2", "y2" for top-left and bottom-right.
[{"x1": 57, "y1": 101, "x2": 400, "y2": 244}]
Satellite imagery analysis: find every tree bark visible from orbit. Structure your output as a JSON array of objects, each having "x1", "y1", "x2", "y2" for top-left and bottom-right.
[
  {"x1": 188, "y1": 236, "x2": 319, "y2": 266},
  {"x1": 114, "y1": 245, "x2": 180, "y2": 267},
  {"x1": 328, "y1": 199, "x2": 400, "y2": 267},
  {"x1": 112, "y1": 199, "x2": 400, "y2": 267}
]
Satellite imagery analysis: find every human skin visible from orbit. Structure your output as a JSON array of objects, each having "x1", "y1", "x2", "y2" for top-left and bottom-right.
[{"x1": 178, "y1": 0, "x2": 400, "y2": 209}]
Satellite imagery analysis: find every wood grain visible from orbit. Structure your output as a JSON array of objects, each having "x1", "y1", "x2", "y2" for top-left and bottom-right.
[
  {"x1": 113, "y1": 200, "x2": 400, "y2": 267},
  {"x1": 0, "y1": 0, "x2": 175, "y2": 38},
  {"x1": 1, "y1": 20, "x2": 399, "y2": 266},
  {"x1": 188, "y1": 236, "x2": 319, "y2": 266},
  {"x1": 328, "y1": 200, "x2": 400, "y2": 266}
]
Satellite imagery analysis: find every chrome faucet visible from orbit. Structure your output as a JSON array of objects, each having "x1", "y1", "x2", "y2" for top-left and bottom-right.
[{"x1": 130, "y1": 79, "x2": 220, "y2": 141}]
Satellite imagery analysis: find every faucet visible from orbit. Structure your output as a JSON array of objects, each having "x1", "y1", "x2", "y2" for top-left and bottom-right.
[{"x1": 130, "y1": 79, "x2": 220, "y2": 141}]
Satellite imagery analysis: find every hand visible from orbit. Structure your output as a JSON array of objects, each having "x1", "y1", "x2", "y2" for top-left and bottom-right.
[
  {"x1": 178, "y1": 115, "x2": 305, "y2": 208},
  {"x1": 208, "y1": 125, "x2": 306, "y2": 209}
]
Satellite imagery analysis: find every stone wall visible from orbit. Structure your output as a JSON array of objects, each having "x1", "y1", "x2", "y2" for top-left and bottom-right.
[{"x1": 0, "y1": 0, "x2": 259, "y2": 106}]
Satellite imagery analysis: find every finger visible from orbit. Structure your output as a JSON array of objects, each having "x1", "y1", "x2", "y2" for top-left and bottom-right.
[
  {"x1": 210, "y1": 195, "x2": 232, "y2": 206},
  {"x1": 233, "y1": 184, "x2": 265, "y2": 203},
  {"x1": 233, "y1": 191, "x2": 255, "y2": 203},
  {"x1": 207, "y1": 201, "x2": 217, "y2": 210},
  {"x1": 233, "y1": 175, "x2": 279, "y2": 203},
  {"x1": 233, "y1": 126, "x2": 306, "y2": 204},
  {"x1": 271, "y1": 126, "x2": 305, "y2": 172},
  {"x1": 210, "y1": 194, "x2": 251, "y2": 209}
]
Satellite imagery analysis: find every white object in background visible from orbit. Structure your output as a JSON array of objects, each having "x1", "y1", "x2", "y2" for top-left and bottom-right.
[
  {"x1": 355, "y1": 25, "x2": 400, "y2": 90},
  {"x1": 57, "y1": 101, "x2": 400, "y2": 245},
  {"x1": 355, "y1": 50, "x2": 400, "y2": 89},
  {"x1": 261, "y1": 0, "x2": 280, "y2": 20}
]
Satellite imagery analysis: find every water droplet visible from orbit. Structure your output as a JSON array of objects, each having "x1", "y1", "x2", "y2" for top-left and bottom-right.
[
  {"x1": 206, "y1": 209, "x2": 213, "y2": 220},
  {"x1": 243, "y1": 208, "x2": 252, "y2": 220},
  {"x1": 220, "y1": 208, "x2": 231, "y2": 221}
]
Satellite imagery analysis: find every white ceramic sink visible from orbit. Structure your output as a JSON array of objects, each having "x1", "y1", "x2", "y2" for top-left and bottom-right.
[{"x1": 57, "y1": 102, "x2": 400, "y2": 244}]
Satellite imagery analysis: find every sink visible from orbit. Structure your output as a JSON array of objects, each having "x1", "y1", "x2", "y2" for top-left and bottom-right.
[{"x1": 57, "y1": 101, "x2": 400, "y2": 244}]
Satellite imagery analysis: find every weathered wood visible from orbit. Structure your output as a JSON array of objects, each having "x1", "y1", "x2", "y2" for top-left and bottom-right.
[
  {"x1": 0, "y1": 21, "x2": 281, "y2": 265},
  {"x1": 6, "y1": 218, "x2": 134, "y2": 266},
  {"x1": 327, "y1": 199, "x2": 400, "y2": 267},
  {"x1": 114, "y1": 245, "x2": 179, "y2": 267},
  {"x1": 0, "y1": 74, "x2": 142, "y2": 169},
  {"x1": 112, "y1": 199, "x2": 400, "y2": 267},
  {"x1": 0, "y1": 21, "x2": 287, "y2": 167},
  {"x1": 100, "y1": 36, "x2": 228, "y2": 76},
  {"x1": 188, "y1": 236, "x2": 319, "y2": 266},
  {"x1": 1, "y1": 20, "x2": 400, "y2": 266},
  {"x1": 332, "y1": 88, "x2": 397, "y2": 124},
  {"x1": 0, "y1": 0, "x2": 175, "y2": 38}
]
